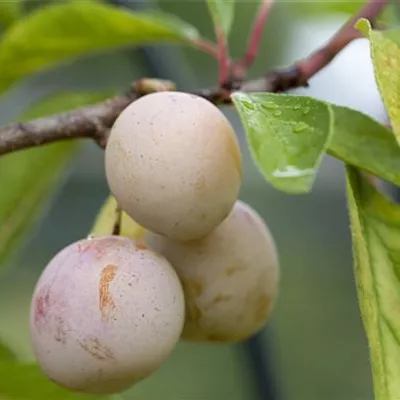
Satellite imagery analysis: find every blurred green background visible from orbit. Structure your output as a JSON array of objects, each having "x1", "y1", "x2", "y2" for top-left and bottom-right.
[{"x1": 0, "y1": 1, "x2": 392, "y2": 399}]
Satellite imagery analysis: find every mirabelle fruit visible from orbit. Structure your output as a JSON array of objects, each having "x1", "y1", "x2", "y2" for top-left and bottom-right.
[
  {"x1": 146, "y1": 200, "x2": 280, "y2": 342},
  {"x1": 105, "y1": 91, "x2": 242, "y2": 241},
  {"x1": 29, "y1": 236, "x2": 185, "y2": 394}
]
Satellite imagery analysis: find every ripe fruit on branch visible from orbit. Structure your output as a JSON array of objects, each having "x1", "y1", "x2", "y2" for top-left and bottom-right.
[
  {"x1": 105, "y1": 91, "x2": 242, "y2": 241},
  {"x1": 29, "y1": 236, "x2": 185, "y2": 394},
  {"x1": 146, "y1": 200, "x2": 280, "y2": 343}
]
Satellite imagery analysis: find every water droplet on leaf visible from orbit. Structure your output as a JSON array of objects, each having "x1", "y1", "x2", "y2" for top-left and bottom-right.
[
  {"x1": 273, "y1": 110, "x2": 282, "y2": 117},
  {"x1": 293, "y1": 122, "x2": 308, "y2": 133},
  {"x1": 302, "y1": 107, "x2": 310, "y2": 115},
  {"x1": 272, "y1": 165, "x2": 315, "y2": 178},
  {"x1": 261, "y1": 102, "x2": 278, "y2": 110},
  {"x1": 293, "y1": 105, "x2": 301, "y2": 110},
  {"x1": 241, "y1": 99, "x2": 255, "y2": 111}
]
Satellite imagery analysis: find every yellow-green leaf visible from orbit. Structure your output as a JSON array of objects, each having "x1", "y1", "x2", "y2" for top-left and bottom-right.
[
  {"x1": 346, "y1": 166, "x2": 400, "y2": 400},
  {"x1": 90, "y1": 195, "x2": 146, "y2": 240},
  {"x1": 328, "y1": 104, "x2": 400, "y2": 187},
  {"x1": 0, "y1": 1, "x2": 22, "y2": 30},
  {"x1": 356, "y1": 18, "x2": 400, "y2": 145},
  {"x1": 0, "y1": 0, "x2": 199, "y2": 95}
]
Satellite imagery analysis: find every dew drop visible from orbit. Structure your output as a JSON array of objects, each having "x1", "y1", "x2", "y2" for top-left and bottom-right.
[
  {"x1": 293, "y1": 122, "x2": 308, "y2": 133},
  {"x1": 261, "y1": 102, "x2": 278, "y2": 110},
  {"x1": 273, "y1": 110, "x2": 282, "y2": 117},
  {"x1": 241, "y1": 99, "x2": 255, "y2": 111},
  {"x1": 293, "y1": 105, "x2": 301, "y2": 110},
  {"x1": 272, "y1": 165, "x2": 314, "y2": 178},
  {"x1": 302, "y1": 107, "x2": 310, "y2": 115}
]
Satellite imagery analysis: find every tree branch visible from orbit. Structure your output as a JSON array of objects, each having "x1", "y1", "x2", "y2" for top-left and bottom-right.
[{"x1": 0, "y1": 0, "x2": 388, "y2": 157}]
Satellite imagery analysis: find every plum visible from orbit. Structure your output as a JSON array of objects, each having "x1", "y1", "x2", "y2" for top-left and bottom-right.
[
  {"x1": 105, "y1": 91, "x2": 242, "y2": 241},
  {"x1": 29, "y1": 236, "x2": 185, "y2": 394},
  {"x1": 146, "y1": 200, "x2": 280, "y2": 342}
]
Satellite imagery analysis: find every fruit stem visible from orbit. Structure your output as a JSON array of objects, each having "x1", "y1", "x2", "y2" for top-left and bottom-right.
[
  {"x1": 112, "y1": 206, "x2": 122, "y2": 236},
  {"x1": 215, "y1": 26, "x2": 231, "y2": 89}
]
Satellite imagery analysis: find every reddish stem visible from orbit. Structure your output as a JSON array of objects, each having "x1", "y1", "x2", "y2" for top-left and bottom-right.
[
  {"x1": 216, "y1": 26, "x2": 231, "y2": 87},
  {"x1": 234, "y1": 0, "x2": 275, "y2": 80}
]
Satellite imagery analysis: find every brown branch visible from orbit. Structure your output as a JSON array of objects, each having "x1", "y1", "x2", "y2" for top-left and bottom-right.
[
  {"x1": 0, "y1": 96, "x2": 133, "y2": 154},
  {"x1": 0, "y1": 0, "x2": 388, "y2": 157},
  {"x1": 262, "y1": 0, "x2": 388, "y2": 92},
  {"x1": 0, "y1": 79, "x2": 175, "y2": 156}
]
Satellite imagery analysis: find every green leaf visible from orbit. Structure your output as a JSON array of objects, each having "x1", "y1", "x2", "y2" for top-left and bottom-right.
[
  {"x1": 328, "y1": 104, "x2": 400, "y2": 187},
  {"x1": 0, "y1": 90, "x2": 112, "y2": 271},
  {"x1": 232, "y1": 91, "x2": 400, "y2": 193},
  {"x1": 0, "y1": 363, "x2": 120, "y2": 399},
  {"x1": 293, "y1": 1, "x2": 396, "y2": 26},
  {"x1": 231, "y1": 92, "x2": 334, "y2": 193},
  {"x1": 356, "y1": 18, "x2": 400, "y2": 146},
  {"x1": 22, "y1": 0, "x2": 67, "y2": 15},
  {"x1": 346, "y1": 166, "x2": 400, "y2": 400},
  {"x1": 206, "y1": 0, "x2": 235, "y2": 37},
  {"x1": 0, "y1": 0, "x2": 200, "y2": 95},
  {"x1": 90, "y1": 195, "x2": 146, "y2": 240},
  {"x1": 293, "y1": 1, "x2": 362, "y2": 16},
  {"x1": 0, "y1": 1, "x2": 22, "y2": 29},
  {"x1": 0, "y1": 339, "x2": 17, "y2": 362}
]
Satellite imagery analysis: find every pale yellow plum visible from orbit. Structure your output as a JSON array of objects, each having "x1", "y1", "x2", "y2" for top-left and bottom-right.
[
  {"x1": 105, "y1": 91, "x2": 242, "y2": 241},
  {"x1": 146, "y1": 200, "x2": 280, "y2": 343},
  {"x1": 29, "y1": 236, "x2": 185, "y2": 394}
]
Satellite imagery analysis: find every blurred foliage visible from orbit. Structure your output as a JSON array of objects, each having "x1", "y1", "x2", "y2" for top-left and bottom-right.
[
  {"x1": 0, "y1": 363, "x2": 119, "y2": 400},
  {"x1": 0, "y1": 91, "x2": 113, "y2": 274},
  {"x1": 0, "y1": 1, "x2": 22, "y2": 30},
  {"x1": 293, "y1": 0, "x2": 364, "y2": 16},
  {"x1": 22, "y1": 0, "x2": 68, "y2": 14},
  {"x1": 206, "y1": 0, "x2": 235, "y2": 37},
  {"x1": 0, "y1": 338, "x2": 17, "y2": 361},
  {"x1": 0, "y1": 0, "x2": 201, "y2": 95}
]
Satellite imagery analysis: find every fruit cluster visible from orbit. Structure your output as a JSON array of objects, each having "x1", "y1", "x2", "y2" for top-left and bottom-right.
[{"x1": 29, "y1": 92, "x2": 280, "y2": 395}]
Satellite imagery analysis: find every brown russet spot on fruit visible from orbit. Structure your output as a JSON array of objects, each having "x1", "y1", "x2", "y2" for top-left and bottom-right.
[
  {"x1": 181, "y1": 279, "x2": 203, "y2": 324},
  {"x1": 34, "y1": 285, "x2": 51, "y2": 330},
  {"x1": 54, "y1": 316, "x2": 68, "y2": 345},
  {"x1": 78, "y1": 337, "x2": 116, "y2": 362},
  {"x1": 136, "y1": 242, "x2": 149, "y2": 251},
  {"x1": 99, "y1": 264, "x2": 117, "y2": 321},
  {"x1": 34, "y1": 285, "x2": 69, "y2": 343},
  {"x1": 212, "y1": 293, "x2": 232, "y2": 305},
  {"x1": 225, "y1": 265, "x2": 246, "y2": 276}
]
